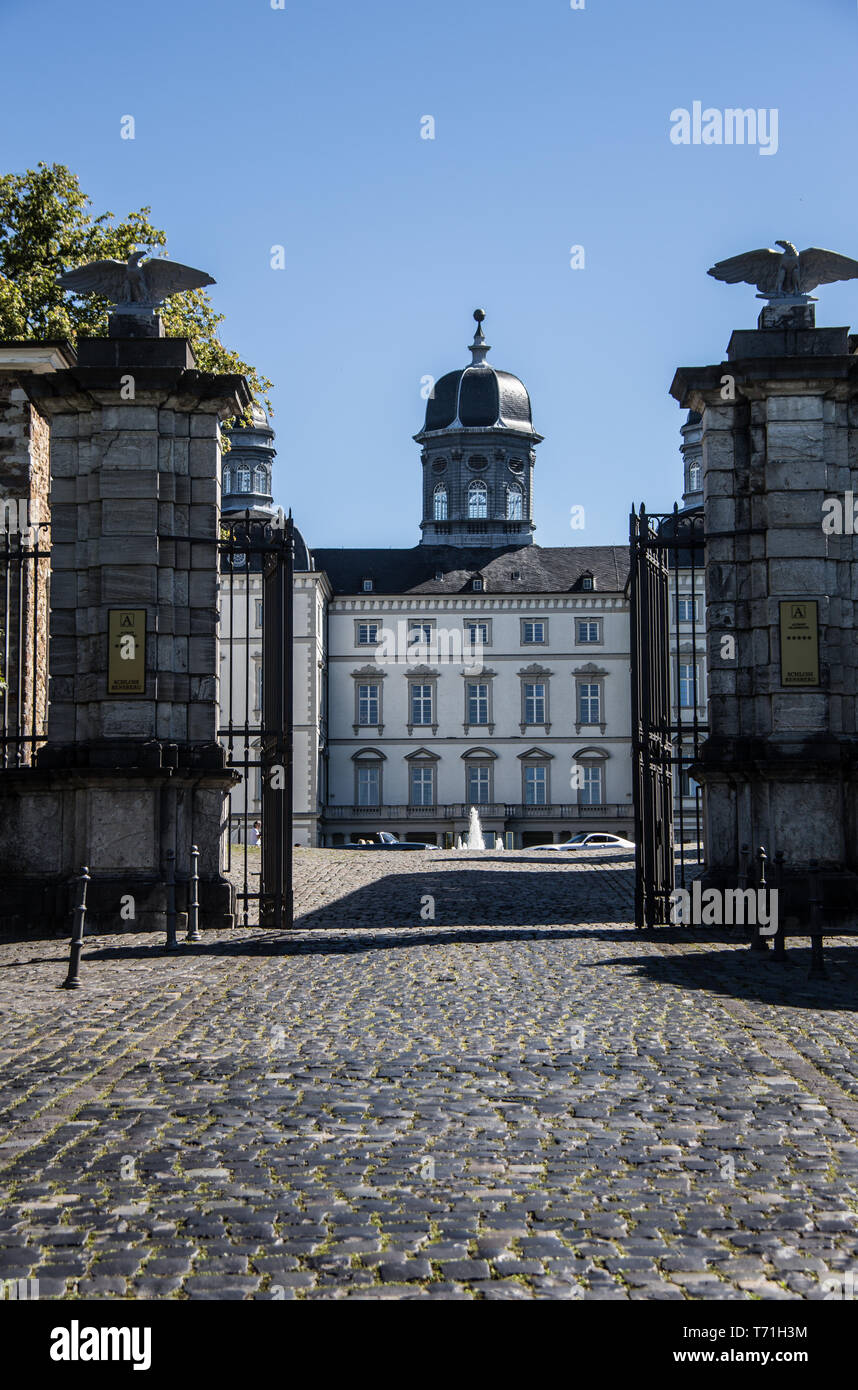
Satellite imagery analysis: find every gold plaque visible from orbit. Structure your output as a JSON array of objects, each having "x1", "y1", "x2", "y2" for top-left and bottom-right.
[
  {"x1": 108, "y1": 609, "x2": 146, "y2": 694},
  {"x1": 779, "y1": 600, "x2": 819, "y2": 686}
]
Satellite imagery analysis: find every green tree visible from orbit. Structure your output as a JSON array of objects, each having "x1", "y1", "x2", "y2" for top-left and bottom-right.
[{"x1": 0, "y1": 162, "x2": 271, "y2": 420}]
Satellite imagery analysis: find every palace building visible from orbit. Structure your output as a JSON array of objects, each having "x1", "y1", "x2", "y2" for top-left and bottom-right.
[{"x1": 219, "y1": 312, "x2": 701, "y2": 848}]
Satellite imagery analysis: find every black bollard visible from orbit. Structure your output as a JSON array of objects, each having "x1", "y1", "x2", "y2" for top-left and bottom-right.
[
  {"x1": 61, "y1": 866, "x2": 90, "y2": 990},
  {"x1": 751, "y1": 845, "x2": 770, "y2": 952},
  {"x1": 808, "y1": 859, "x2": 826, "y2": 979},
  {"x1": 186, "y1": 844, "x2": 201, "y2": 942}
]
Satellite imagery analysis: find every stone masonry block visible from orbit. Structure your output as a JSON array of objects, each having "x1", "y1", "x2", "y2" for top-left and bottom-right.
[{"x1": 766, "y1": 395, "x2": 824, "y2": 421}]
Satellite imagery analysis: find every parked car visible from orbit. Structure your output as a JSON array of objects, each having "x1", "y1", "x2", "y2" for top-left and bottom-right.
[
  {"x1": 342, "y1": 831, "x2": 438, "y2": 850},
  {"x1": 543, "y1": 832, "x2": 635, "y2": 851}
]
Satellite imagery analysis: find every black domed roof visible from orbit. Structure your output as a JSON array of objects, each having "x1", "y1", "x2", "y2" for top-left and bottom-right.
[
  {"x1": 418, "y1": 312, "x2": 539, "y2": 439},
  {"x1": 424, "y1": 365, "x2": 534, "y2": 433}
]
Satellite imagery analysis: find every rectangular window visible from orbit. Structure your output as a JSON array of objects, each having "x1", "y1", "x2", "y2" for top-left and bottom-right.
[
  {"x1": 524, "y1": 765, "x2": 547, "y2": 805},
  {"x1": 410, "y1": 683, "x2": 433, "y2": 725},
  {"x1": 357, "y1": 684, "x2": 379, "y2": 725},
  {"x1": 408, "y1": 622, "x2": 434, "y2": 646},
  {"x1": 579, "y1": 683, "x2": 600, "y2": 724},
  {"x1": 681, "y1": 767, "x2": 700, "y2": 797},
  {"x1": 410, "y1": 765, "x2": 434, "y2": 806},
  {"x1": 576, "y1": 619, "x2": 600, "y2": 644},
  {"x1": 357, "y1": 622, "x2": 379, "y2": 645},
  {"x1": 467, "y1": 683, "x2": 489, "y2": 725},
  {"x1": 679, "y1": 663, "x2": 697, "y2": 708},
  {"x1": 522, "y1": 620, "x2": 546, "y2": 644},
  {"x1": 677, "y1": 598, "x2": 698, "y2": 623},
  {"x1": 255, "y1": 599, "x2": 263, "y2": 629},
  {"x1": 256, "y1": 665, "x2": 263, "y2": 712},
  {"x1": 357, "y1": 764, "x2": 380, "y2": 806},
  {"x1": 581, "y1": 766, "x2": 603, "y2": 805},
  {"x1": 468, "y1": 765, "x2": 491, "y2": 805},
  {"x1": 465, "y1": 621, "x2": 489, "y2": 645},
  {"x1": 524, "y1": 682, "x2": 545, "y2": 723}
]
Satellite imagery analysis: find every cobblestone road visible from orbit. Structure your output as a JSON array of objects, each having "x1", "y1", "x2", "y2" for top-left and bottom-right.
[{"x1": 1, "y1": 849, "x2": 856, "y2": 1300}]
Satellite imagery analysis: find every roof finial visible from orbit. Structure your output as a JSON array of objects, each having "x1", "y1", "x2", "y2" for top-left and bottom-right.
[{"x1": 469, "y1": 308, "x2": 491, "y2": 366}]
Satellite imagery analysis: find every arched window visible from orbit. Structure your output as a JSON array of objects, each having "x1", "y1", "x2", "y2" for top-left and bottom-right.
[
  {"x1": 433, "y1": 483, "x2": 448, "y2": 520},
  {"x1": 222, "y1": 468, "x2": 232, "y2": 492},
  {"x1": 689, "y1": 462, "x2": 701, "y2": 492},
  {"x1": 468, "y1": 480, "x2": 487, "y2": 519},
  {"x1": 253, "y1": 466, "x2": 268, "y2": 493},
  {"x1": 235, "y1": 466, "x2": 251, "y2": 493},
  {"x1": 507, "y1": 484, "x2": 523, "y2": 520}
]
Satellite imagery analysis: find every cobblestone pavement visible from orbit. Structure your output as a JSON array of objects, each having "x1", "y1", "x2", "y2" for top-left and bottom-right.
[{"x1": 1, "y1": 848, "x2": 857, "y2": 1301}]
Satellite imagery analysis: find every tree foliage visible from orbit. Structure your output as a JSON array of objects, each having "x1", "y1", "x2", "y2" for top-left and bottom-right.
[{"x1": 0, "y1": 163, "x2": 271, "y2": 421}]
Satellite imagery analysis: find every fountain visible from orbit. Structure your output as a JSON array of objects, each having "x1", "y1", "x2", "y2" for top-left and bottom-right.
[{"x1": 466, "y1": 805, "x2": 486, "y2": 851}]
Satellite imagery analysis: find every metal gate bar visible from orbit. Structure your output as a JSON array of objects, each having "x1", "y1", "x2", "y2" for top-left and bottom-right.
[
  {"x1": 217, "y1": 513, "x2": 293, "y2": 927},
  {"x1": 629, "y1": 504, "x2": 706, "y2": 926}
]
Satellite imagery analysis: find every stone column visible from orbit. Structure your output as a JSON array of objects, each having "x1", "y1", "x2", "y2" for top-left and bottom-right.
[
  {"x1": 671, "y1": 302, "x2": 858, "y2": 913},
  {"x1": 0, "y1": 332, "x2": 250, "y2": 930}
]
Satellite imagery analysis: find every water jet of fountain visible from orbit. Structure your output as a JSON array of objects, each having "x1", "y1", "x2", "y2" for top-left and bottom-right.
[{"x1": 466, "y1": 805, "x2": 486, "y2": 851}]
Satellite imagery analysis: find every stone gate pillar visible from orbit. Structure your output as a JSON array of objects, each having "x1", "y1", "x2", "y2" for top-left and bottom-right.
[
  {"x1": 0, "y1": 330, "x2": 249, "y2": 930},
  {"x1": 671, "y1": 302, "x2": 858, "y2": 913}
]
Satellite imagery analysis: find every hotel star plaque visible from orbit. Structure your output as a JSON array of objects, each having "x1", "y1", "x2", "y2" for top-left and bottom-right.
[
  {"x1": 107, "y1": 609, "x2": 146, "y2": 694},
  {"x1": 779, "y1": 600, "x2": 820, "y2": 687}
]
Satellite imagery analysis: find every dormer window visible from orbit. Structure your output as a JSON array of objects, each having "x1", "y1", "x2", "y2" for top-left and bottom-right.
[
  {"x1": 472, "y1": 577, "x2": 484, "y2": 592},
  {"x1": 511, "y1": 569, "x2": 521, "y2": 581},
  {"x1": 581, "y1": 572, "x2": 595, "y2": 591},
  {"x1": 362, "y1": 578, "x2": 373, "y2": 593},
  {"x1": 434, "y1": 570, "x2": 443, "y2": 581}
]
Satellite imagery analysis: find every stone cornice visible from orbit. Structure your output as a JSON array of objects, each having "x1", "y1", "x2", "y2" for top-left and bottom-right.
[{"x1": 22, "y1": 367, "x2": 251, "y2": 420}]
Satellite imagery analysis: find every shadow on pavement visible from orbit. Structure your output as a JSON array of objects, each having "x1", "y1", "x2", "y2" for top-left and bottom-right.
[{"x1": 601, "y1": 941, "x2": 858, "y2": 1011}]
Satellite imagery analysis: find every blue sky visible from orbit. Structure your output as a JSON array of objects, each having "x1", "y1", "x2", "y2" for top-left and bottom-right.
[{"x1": 1, "y1": 0, "x2": 856, "y2": 549}]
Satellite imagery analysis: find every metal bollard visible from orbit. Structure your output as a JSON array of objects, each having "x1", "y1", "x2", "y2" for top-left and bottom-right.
[
  {"x1": 61, "y1": 866, "x2": 90, "y2": 990},
  {"x1": 808, "y1": 859, "x2": 826, "y2": 979},
  {"x1": 165, "y1": 848, "x2": 178, "y2": 951},
  {"x1": 186, "y1": 844, "x2": 201, "y2": 942},
  {"x1": 751, "y1": 845, "x2": 770, "y2": 952}
]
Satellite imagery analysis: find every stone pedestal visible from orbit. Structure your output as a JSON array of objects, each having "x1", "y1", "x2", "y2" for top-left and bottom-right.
[
  {"x1": 671, "y1": 304, "x2": 858, "y2": 920},
  {"x1": 0, "y1": 334, "x2": 250, "y2": 931}
]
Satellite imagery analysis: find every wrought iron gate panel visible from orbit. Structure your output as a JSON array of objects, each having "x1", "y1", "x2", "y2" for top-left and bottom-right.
[
  {"x1": 218, "y1": 513, "x2": 293, "y2": 927},
  {"x1": 1, "y1": 520, "x2": 51, "y2": 767},
  {"x1": 630, "y1": 505, "x2": 706, "y2": 926},
  {"x1": 630, "y1": 507, "x2": 673, "y2": 926}
]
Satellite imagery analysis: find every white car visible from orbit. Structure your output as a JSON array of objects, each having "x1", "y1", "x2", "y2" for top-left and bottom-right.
[{"x1": 543, "y1": 832, "x2": 635, "y2": 851}]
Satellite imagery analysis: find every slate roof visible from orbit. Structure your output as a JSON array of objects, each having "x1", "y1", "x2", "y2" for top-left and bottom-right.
[
  {"x1": 311, "y1": 544, "x2": 629, "y2": 596},
  {"x1": 420, "y1": 366, "x2": 537, "y2": 435}
]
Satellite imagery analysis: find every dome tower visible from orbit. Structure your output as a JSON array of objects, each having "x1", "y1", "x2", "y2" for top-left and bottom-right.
[
  {"x1": 414, "y1": 310, "x2": 542, "y2": 547},
  {"x1": 221, "y1": 404, "x2": 277, "y2": 520}
]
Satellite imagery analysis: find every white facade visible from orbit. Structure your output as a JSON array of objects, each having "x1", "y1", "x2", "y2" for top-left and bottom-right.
[{"x1": 322, "y1": 588, "x2": 634, "y2": 846}]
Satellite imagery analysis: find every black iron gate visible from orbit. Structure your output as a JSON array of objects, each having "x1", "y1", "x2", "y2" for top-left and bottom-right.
[
  {"x1": 218, "y1": 512, "x2": 294, "y2": 927},
  {"x1": 1, "y1": 518, "x2": 50, "y2": 767},
  {"x1": 629, "y1": 504, "x2": 706, "y2": 926}
]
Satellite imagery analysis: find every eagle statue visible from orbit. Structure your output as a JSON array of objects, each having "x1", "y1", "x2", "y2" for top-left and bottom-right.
[
  {"x1": 707, "y1": 241, "x2": 858, "y2": 301},
  {"x1": 59, "y1": 249, "x2": 215, "y2": 313}
]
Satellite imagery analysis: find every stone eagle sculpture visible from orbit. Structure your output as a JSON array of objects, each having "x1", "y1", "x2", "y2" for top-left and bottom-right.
[
  {"x1": 708, "y1": 240, "x2": 858, "y2": 301},
  {"x1": 59, "y1": 249, "x2": 215, "y2": 313}
]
